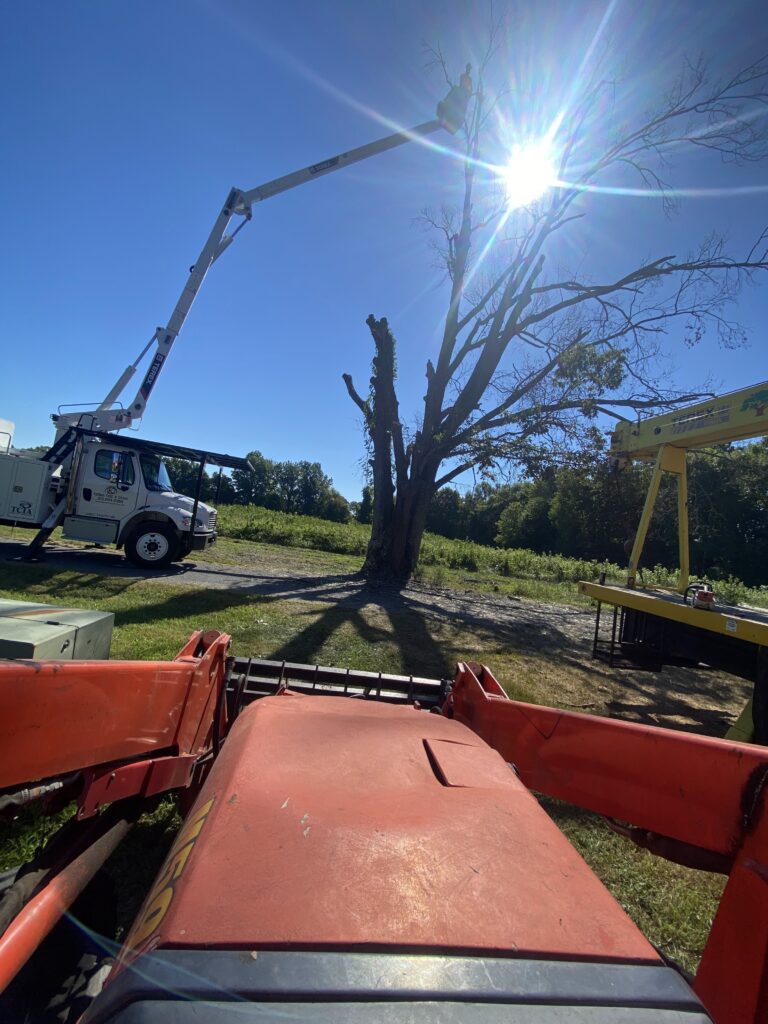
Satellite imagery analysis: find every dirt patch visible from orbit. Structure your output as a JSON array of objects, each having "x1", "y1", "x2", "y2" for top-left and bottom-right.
[
  {"x1": 188, "y1": 548, "x2": 754, "y2": 737},
  {"x1": 391, "y1": 583, "x2": 752, "y2": 737}
]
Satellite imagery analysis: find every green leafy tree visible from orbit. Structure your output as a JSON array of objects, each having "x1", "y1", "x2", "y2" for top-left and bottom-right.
[
  {"x1": 322, "y1": 489, "x2": 352, "y2": 523},
  {"x1": 208, "y1": 470, "x2": 237, "y2": 504},
  {"x1": 426, "y1": 487, "x2": 465, "y2": 539},
  {"x1": 230, "y1": 450, "x2": 349, "y2": 521},
  {"x1": 232, "y1": 451, "x2": 278, "y2": 508},
  {"x1": 496, "y1": 482, "x2": 558, "y2": 552},
  {"x1": 162, "y1": 457, "x2": 214, "y2": 500},
  {"x1": 464, "y1": 483, "x2": 518, "y2": 546},
  {"x1": 354, "y1": 485, "x2": 373, "y2": 524},
  {"x1": 296, "y1": 461, "x2": 336, "y2": 517},
  {"x1": 491, "y1": 440, "x2": 767, "y2": 588}
]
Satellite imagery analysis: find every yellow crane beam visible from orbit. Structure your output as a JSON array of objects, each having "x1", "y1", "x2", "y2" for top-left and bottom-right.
[
  {"x1": 610, "y1": 381, "x2": 768, "y2": 463},
  {"x1": 608, "y1": 381, "x2": 768, "y2": 590}
]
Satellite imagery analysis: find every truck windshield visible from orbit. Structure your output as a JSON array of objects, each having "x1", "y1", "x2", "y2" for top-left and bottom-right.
[{"x1": 139, "y1": 455, "x2": 174, "y2": 492}]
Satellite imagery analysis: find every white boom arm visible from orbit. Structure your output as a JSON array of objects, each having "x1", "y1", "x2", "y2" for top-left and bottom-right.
[{"x1": 81, "y1": 116, "x2": 452, "y2": 431}]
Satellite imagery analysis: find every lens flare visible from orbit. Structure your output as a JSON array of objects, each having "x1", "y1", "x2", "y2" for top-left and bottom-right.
[{"x1": 502, "y1": 141, "x2": 558, "y2": 208}]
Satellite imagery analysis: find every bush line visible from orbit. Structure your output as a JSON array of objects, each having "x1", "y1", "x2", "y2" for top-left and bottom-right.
[{"x1": 216, "y1": 505, "x2": 767, "y2": 606}]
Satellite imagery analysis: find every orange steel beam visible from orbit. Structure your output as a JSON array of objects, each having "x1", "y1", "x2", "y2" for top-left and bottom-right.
[
  {"x1": 447, "y1": 663, "x2": 768, "y2": 1024},
  {"x1": 0, "y1": 802, "x2": 136, "y2": 993},
  {"x1": 0, "y1": 630, "x2": 231, "y2": 794},
  {"x1": 695, "y1": 791, "x2": 768, "y2": 1023},
  {"x1": 447, "y1": 662, "x2": 768, "y2": 856},
  {"x1": 0, "y1": 632, "x2": 231, "y2": 993}
]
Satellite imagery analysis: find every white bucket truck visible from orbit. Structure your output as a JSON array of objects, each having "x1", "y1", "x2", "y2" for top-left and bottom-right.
[{"x1": 0, "y1": 418, "x2": 248, "y2": 568}]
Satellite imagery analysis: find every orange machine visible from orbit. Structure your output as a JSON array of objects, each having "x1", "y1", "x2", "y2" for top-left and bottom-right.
[{"x1": 0, "y1": 632, "x2": 766, "y2": 1022}]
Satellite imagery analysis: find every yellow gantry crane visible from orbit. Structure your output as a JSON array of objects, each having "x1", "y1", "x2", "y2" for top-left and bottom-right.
[
  {"x1": 609, "y1": 381, "x2": 768, "y2": 590},
  {"x1": 579, "y1": 380, "x2": 768, "y2": 743}
]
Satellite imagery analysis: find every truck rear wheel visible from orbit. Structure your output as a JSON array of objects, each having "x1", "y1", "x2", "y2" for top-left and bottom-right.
[{"x1": 124, "y1": 523, "x2": 180, "y2": 568}]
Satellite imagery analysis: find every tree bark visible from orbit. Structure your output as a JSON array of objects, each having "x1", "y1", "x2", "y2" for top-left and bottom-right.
[
  {"x1": 355, "y1": 315, "x2": 437, "y2": 579},
  {"x1": 364, "y1": 475, "x2": 435, "y2": 578}
]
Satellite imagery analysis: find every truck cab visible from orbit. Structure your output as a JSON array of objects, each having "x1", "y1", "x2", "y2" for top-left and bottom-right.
[
  {"x1": 61, "y1": 438, "x2": 218, "y2": 567},
  {"x1": 0, "y1": 422, "x2": 249, "y2": 569}
]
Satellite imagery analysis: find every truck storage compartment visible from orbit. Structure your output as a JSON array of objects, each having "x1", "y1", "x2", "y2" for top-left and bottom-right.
[
  {"x1": 62, "y1": 516, "x2": 119, "y2": 544},
  {"x1": 0, "y1": 452, "x2": 57, "y2": 523}
]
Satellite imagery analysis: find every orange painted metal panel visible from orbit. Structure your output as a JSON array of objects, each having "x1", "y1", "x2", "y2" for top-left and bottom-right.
[
  {"x1": 0, "y1": 631, "x2": 230, "y2": 790},
  {"x1": 695, "y1": 795, "x2": 768, "y2": 1023},
  {"x1": 140, "y1": 693, "x2": 658, "y2": 963},
  {"x1": 0, "y1": 659, "x2": 190, "y2": 786},
  {"x1": 447, "y1": 663, "x2": 768, "y2": 858},
  {"x1": 424, "y1": 737, "x2": 518, "y2": 788}
]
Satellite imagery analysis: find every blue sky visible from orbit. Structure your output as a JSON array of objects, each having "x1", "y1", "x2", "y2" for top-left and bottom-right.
[{"x1": 1, "y1": 1, "x2": 766, "y2": 500}]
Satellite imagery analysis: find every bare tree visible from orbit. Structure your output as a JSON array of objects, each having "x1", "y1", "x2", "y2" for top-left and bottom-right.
[{"x1": 343, "y1": 44, "x2": 768, "y2": 578}]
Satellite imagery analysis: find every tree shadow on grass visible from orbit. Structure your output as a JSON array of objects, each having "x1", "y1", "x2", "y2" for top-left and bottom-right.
[
  {"x1": 267, "y1": 597, "x2": 395, "y2": 664},
  {"x1": 108, "y1": 576, "x2": 452, "y2": 679},
  {"x1": 604, "y1": 695, "x2": 736, "y2": 735},
  {"x1": 265, "y1": 587, "x2": 453, "y2": 680},
  {"x1": 111, "y1": 586, "x2": 268, "y2": 627},
  {"x1": 0, "y1": 563, "x2": 143, "y2": 601},
  {"x1": 106, "y1": 577, "x2": 605, "y2": 696},
  {"x1": 400, "y1": 589, "x2": 596, "y2": 673},
  {"x1": 9, "y1": 546, "x2": 745, "y2": 737},
  {"x1": 109, "y1": 573, "x2": 373, "y2": 630},
  {"x1": 398, "y1": 590, "x2": 751, "y2": 735}
]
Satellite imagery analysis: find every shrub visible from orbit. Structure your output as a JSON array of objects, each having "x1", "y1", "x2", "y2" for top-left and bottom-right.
[{"x1": 711, "y1": 575, "x2": 749, "y2": 606}]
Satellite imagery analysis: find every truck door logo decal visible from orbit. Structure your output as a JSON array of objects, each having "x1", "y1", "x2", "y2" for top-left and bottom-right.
[{"x1": 93, "y1": 491, "x2": 128, "y2": 506}]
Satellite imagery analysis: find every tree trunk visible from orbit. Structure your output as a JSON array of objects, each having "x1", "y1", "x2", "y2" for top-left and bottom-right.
[
  {"x1": 363, "y1": 476, "x2": 434, "y2": 579},
  {"x1": 353, "y1": 314, "x2": 439, "y2": 579}
]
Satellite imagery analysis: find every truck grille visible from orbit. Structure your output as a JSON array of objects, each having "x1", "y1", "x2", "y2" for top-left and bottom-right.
[{"x1": 207, "y1": 509, "x2": 217, "y2": 532}]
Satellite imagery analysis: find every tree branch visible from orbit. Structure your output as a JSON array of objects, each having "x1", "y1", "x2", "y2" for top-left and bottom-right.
[{"x1": 342, "y1": 373, "x2": 372, "y2": 427}]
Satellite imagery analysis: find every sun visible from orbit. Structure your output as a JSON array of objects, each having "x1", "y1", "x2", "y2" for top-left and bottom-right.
[{"x1": 502, "y1": 141, "x2": 558, "y2": 208}]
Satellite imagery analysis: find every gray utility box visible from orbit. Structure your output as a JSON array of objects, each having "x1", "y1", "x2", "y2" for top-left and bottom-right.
[{"x1": 0, "y1": 599, "x2": 114, "y2": 660}]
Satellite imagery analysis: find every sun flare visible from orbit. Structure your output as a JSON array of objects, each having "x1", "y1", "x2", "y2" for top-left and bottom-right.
[{"x1": 502, "y1": 141, "x2": 558, "y2": 208}]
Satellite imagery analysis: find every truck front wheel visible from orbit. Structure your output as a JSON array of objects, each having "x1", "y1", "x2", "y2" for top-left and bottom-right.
[{"x1": 124, "y1": 523, "x2": 180, "y2": 568}]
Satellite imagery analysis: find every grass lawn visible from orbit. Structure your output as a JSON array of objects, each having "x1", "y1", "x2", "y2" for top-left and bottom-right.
[
  {"x1": 0, "y1": 545, "x2": 737, "y2": 975},
  {"x1": 0, "y1": 523, "x2": 594, "y2": 607}
]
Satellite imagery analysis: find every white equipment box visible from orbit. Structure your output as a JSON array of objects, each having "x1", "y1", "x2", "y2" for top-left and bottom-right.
[{"x1": 0, "y1": 452, "x2": 57, "y2": 524}]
